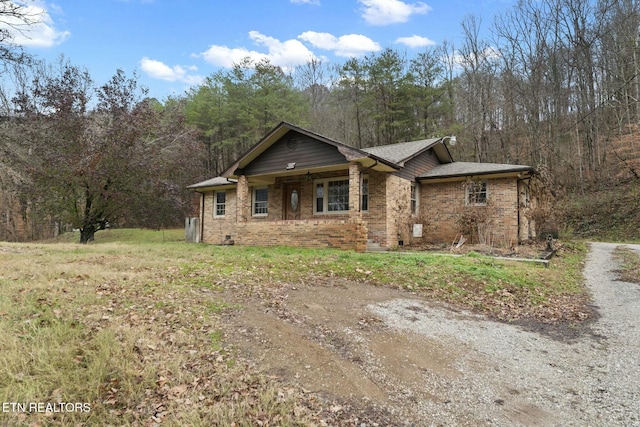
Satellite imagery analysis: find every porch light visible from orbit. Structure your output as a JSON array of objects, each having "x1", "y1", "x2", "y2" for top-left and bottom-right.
[
  {"x1": 286, "y1": 162, "x2": 296, "y2": 170},
  {"x1": 306, "y1": 171, "x2": 312, "y2": 182}
]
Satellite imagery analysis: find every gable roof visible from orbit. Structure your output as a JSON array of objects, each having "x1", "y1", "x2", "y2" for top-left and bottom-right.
[
  {"x1": 189, "y1": 122, "x2": 535, "y2": 190},
  {"x1": 221, "y1": 122, "x2": 400, "y2": 178},
  {"x1": 418, "y1": 161, "x2": 535, "y2": 181},
  {"x1": 362, "y1": 138, "x2": 453, "y2": 166}
]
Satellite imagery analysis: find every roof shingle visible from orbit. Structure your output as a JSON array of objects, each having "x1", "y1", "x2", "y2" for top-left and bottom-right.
[
  {"x1": 361, "y1": 138, "x2": 440, "y2": 165},
  {"x1": 419, "y1": 162, "x2": 534, "y2": 179}
]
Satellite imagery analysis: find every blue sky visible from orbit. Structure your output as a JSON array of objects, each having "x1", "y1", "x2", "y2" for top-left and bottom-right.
[{"x1": 7, "y1": 0, "x2": 514, "y2": 100}]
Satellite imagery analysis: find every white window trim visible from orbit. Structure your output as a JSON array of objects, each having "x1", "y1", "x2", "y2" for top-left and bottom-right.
[
  {"x1": 313, "y1": 176, "x2": 350, "y2": 215},
  {"x1": 213, "y1": 191, "x2": 226, "y2": 218},
  {"x1": 411, "y1": 182, "x2": 419, "y2": 214},
  {"x1": 466, "y1": 181, "x2": 488, "y2": 206},
  {"x1": 252, "y1": 186, "x2": 269, "y2": 217},
  {"x1": 361, "y1": 176, "x2": 369, "y2": 213}
]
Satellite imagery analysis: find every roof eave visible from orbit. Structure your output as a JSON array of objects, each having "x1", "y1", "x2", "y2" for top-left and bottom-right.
[
  {"x1": 187, "y1": 178, "x2": 238, "y2": 192},
  {"x1": 418, "y1": 167, "x2": 535, "y2": 183},
  {"x1": 433, "y1": 140, "x2": 454, "y2": 163}
]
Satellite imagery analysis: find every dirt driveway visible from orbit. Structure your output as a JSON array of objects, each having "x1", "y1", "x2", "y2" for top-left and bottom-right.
[{"x1": 222, "y1": 243, "x2": 640, "y2": 426}]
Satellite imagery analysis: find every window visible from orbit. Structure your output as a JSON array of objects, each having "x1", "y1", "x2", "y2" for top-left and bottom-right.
[
  {"x1": 214, "y1": 191, "x2": 226, "y2": 217},
  {"x1": 411, "y1": 183, "x2": 418, "y2": 214},
  {"x1": 328, "y1": 180, "x2": 349, "y2": 211},
  {"x1": 361, "y1": 177, "x2": 369, "y2": 212},
  {"x1": 315, "y1": 183, "x2": 324, "y2": 212},
  {"x1": 252, "y1": 187, "x2": 268, "y2": 216},
  {"x1": 467, "y1": 181, "x2": 487, "y2": 205},
  {"x1": 314, "y1": 177, "x2": 349, "y2": 214}
]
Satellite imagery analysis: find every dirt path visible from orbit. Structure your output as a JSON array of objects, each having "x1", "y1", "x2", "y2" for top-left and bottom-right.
[{"x1": 221, "y1": 243, "x2": 640, "y2": 426}]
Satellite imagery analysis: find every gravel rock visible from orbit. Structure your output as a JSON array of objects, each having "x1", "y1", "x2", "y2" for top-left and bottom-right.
[{"x1": 368, "y1": 242, "x2": 640, "y2": 426}]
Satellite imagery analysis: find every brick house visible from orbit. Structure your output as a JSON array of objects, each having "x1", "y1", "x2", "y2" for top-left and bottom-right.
[{"x1": 188, "y1": 122, "x2": 539, "y2": 251}]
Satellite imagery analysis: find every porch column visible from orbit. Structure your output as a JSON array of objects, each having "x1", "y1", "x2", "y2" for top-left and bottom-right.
[
  {"x1": 236, "y1": 175, "x2": 250, "y2": 223},
  {"x1": 348, "y1": 162, "x2": 362, "y2": 218}
]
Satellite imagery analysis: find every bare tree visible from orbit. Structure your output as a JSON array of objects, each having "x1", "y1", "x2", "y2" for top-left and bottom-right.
[
  {"x1": 457, "y1": 14, "x2": 500, "y2": 162},
  {"x1": 0, "y1": 0, "x2": 38, "y2": 66}
]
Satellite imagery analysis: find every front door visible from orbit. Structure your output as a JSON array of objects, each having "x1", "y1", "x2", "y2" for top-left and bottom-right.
[{"x1": 284, "y1": 182, "x2": 302, "y2": 220}]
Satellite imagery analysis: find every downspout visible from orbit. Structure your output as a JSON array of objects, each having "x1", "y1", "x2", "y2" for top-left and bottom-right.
[
  {"x1": 200, "y1": 192, "x2": 205, "y2": 243},
  {"x1": 516, "y1": 180, "x2": 521, "y2": 243},
  {"x1": 516, "y1": 176, "x2": 531, "y2": 243}
]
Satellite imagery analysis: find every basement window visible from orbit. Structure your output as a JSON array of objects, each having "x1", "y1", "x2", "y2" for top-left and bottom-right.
[{"x1": 466, "y1": 181, "x2": 488, "y2": 205}]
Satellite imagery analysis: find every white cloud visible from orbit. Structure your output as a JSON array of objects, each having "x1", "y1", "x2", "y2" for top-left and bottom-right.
[
  {"x1": 200, "y1": 45, "x2": 268, "y2": 68},
  {"x1": 395, "y1": 35, "x2": 436, "y2": 48},
  {"x1": 290, "y1": 0, "x2": 320, "y2": 4},
  {"x1": 358, "y1": 0, "x2": 431, "y2": 26},
  {"x1": 199, "y1": 31, "x2": 316, "y2": 70},
  {"x1": 140, "y1": 57, "x2": 203, "y2": 85},
  {"x1": 2, "y1": 1, "x2": 70, "y2": 47},
  {"x1": 298, "y1": 31, "x2": 381, "y2": 57}
]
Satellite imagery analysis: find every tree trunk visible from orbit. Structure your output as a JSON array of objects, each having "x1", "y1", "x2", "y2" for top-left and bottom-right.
[{"x1": 79, "y1": 225, "x2": 95, "y2": 244}]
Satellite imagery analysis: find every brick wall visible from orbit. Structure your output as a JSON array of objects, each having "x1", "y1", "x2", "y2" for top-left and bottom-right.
[
  {"x1": 201, "y1": 189, "x2": 237, "y2": 244},
  {"x1": 198, "y1": 168, "x2": 369, "y2": 250},
  {"x1": 198, "y1": 174, "x2": 526, "y2": 249},
  {"x1": 236, "y1": 219, "x2": 368, "y2": 251},
  {"x1": 420, "y1": 177, "x2": 521, "y2": 245},
  {"x1": 385, "y1": 175, "x2": 412, "y2": 247},
  {"x1": 363, "y1": 170, "x2": 388, "y2": 246}
]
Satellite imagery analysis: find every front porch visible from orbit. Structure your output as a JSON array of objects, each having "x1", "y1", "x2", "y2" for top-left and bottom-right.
[{"x1": 233, "y1": 163, "x2": 369, "y2": 251}]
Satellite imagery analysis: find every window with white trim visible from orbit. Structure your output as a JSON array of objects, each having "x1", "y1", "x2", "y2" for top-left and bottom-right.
[
  {"x1": 466, "y1": 181, "x2": 487, "y2": 205},
  {"x1": 252, "y1": 187, "x2": 268, "y2": 216},
  {"x1": 411, "y1": 183, "x2": 418, "y2": 214},
  {"x1": 361, "y1": 177, "x2": 369, "y2": 212},
  {"x1": 314, "y1": 177, "x2": 349, "y2": 214},
  {"x1": 214, "y1": 191, "x2": 226, "y2": 217}
]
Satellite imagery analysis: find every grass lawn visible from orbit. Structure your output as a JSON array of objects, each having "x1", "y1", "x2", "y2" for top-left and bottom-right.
[{"x1": 0, "y1": 228, "x2": 589, "y2": 425}]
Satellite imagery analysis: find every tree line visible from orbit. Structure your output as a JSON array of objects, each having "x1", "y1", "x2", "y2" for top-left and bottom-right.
[
  {"x1": 1, "y1": 0, "x2": 639, "y2": 242},
  {"x1": 187, "y1": 0, "x2": 640, "y2": 186},
  {"x1": 1, "y1": 59, "x2": 205, "y2": 242}
]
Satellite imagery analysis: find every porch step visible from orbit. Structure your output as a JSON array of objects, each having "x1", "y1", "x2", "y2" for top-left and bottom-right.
[{"x1": 366, "y1": 240, "x2": 387, "y2": 252}]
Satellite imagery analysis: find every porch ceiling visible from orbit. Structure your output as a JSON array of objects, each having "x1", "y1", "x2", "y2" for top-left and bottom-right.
[{"x1": 243, "y1": 162, "x2": 351, "y2": 185}]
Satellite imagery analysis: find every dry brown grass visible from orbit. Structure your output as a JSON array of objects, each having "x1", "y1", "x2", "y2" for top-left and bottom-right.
[
  {"x1": 613, "y1": 246, "x2": 640, "y2": 284},
  {"x1": 0, "y1": 229, "x2": 592, "y2": 425},
  {"x1": 0, "y1": 234, "x2": 319, "y2": 426}
]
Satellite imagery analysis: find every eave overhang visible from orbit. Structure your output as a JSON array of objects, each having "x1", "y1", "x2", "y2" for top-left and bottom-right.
[
  {"x1": 418, "y1": 163, "x2": 536, "y2": 184},
  {"x1": 187, "y1": 177, "x2": 238, "y2": 192}
]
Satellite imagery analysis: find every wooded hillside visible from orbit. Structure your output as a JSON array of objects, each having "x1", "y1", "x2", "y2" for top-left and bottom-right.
[{"x1": 1, "y1": 0, "x2": 639, "y2": 241}]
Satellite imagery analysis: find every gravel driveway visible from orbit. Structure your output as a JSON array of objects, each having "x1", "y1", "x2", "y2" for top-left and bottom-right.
[{"x1": 369, "y1": 242, "x2": 640, "y2": 426}]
